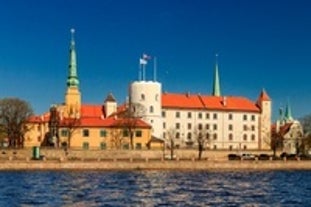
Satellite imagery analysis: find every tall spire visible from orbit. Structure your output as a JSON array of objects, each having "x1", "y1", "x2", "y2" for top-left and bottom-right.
[
  {"x1": 284, "y1": 101, "x2": 293, "y2": 122},
  {"x1": 66, "y1": 28, "x2": 79, "y2": 88},
  {"x1": 212, "y1": 54, "x2": 221, "y2": 96}
]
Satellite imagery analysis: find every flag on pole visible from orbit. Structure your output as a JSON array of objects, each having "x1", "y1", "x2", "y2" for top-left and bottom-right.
[
  {"x1": 143, "y1": 53, "x2": 151, "y2": 60},
  {"x1": 139, "y1": 58, "x2": 147, "y2": 65}
]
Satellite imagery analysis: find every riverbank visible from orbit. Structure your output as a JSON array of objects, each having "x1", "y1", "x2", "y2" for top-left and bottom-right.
[{"x1": 0, "y1": 159, "x2": 311, "y2": 171}]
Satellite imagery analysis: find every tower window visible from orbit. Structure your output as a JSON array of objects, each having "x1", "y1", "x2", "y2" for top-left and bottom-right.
[
  {"x1": 141, "y1": 94, "x2": 145, "y2": 101},
  {"x1": 162, "y1": 111, "x2": 166, "y2": 117},
  {"x1": 149, "y1": 106, "x2": 154, "y2": 113}
]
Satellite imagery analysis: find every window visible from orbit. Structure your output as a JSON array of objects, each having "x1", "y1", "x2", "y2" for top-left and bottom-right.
[
  {"x1": 176, "y1": 123, "x2": 180, "y2": 129},
  {"x1": 251, "y1": 125, "x2": 255, "y2": 131},
  {"x1": 205, "y1": 124, "x2": 210, "y2": 130},
  {"x1": 163, "y1": 132, "x2": 166, "y2": 139},
  {"x1": 213, "y1": 133, "x2": 217, "y2": 140},
  {"x1": 163, "y1": 122, "x2": 166, "y2": 129},
  {"x1": 149, "y1": 106, "x2": 154, "y2": 113},
  {"x1": 206, "y1": 113, "x2": 210, "y2": 119},
  {"x1": 213, "y1": 145, "x2": 217, "y2": 150},
  {"x1": 141, "y1": 94, "x2": 145, "y2": 101},
  {"x1": 83, "y1": 129, "x2": 89, "y2": 137},
  {"x1": 198, "y1": 113, "x2": 202, "y2": 119},
  {"x1": 187, "y1": 132, "x2": 192, "y2": 140},
  {"x1": 83, "y1": 142, "x2": 89, "y2": 150},
  {"x1": 251, "y1": 134, "x2": 256, "y2": 141},
  {"x1": 162, "y1": 111, "x2": 166, "y2": 117},
  {"x1": 155, "y1": 94, "x2": 159, "y2": 101},
  {"x1": 187, "y1": 123, "x2": 191, "y2": 130},
  {"x1": 251, "y1": 115, "x2": 255, "y2": 121},
  {"x1": 229, "y1": 145, "x2": 233, "y2": 150},
  {"x1": 100, "y1": 142, "x2": 106, "y2": 150},
  {"x1": 243, "y1": 145, "x2": 247, "y2": 150},
  {"x1": 187, "y1": 112, "x2": 192, "y2": 118},
  {"x1": 123, "y1": 130, "x2": 129, "y2": 137},
  {"x1": 243, "y1": 114, "x2": 247, "y2": 121},
  {"x1": 175, "y1": 132, "x2": 180, "y2": 139},
  {"x1": 37, "y1": 125, "x2": 41, "y2": 131},
  {"x1": 135, "y1": 130, "x2": 142, "y2": 137},
  {"x1": 206, "y1": 133, "x2": 210, "y2": 139},
  {"x1": 198, "y1": 124, "x2": 203, "y2": 130},
  {"x1": 136, "y1": 143, "x2": 142, "y2": 150},
  {"x1": 100, "y1": 129, "x2": 107, "y2": 137},
  {"x1": 61, "y1": 129, "x2": 68, "y2": 137},
  {"x1": 213, "y1": 113, "x2": 218, "y2": 120},
  {"x1": 123, "y1": 143, "x2": 130, "y2": 150},
  {"x1": 37, "y1": 136, "x2": 41, "y2": 142},
  {"x1": 229, "y1": 133, "x2": 233, "y2": 141},
  {"x1": 243, "y1": 134, "x2": 247, "y2": 141},
  {"x1": 213, "y1": 124, "x2": 217, "y2": 130},
  {"x1": 228, "y1": 124, "x2": 233, "y2": 131},
  {"x1": 176, "y1": 112, "x2": 180, "y2": 118},
  {"x1": 243, "y1": 125, "x2": 248, "y2": 131},
  {"x1": 228, "y1": 114, "x2": 233, "y2": 120}
]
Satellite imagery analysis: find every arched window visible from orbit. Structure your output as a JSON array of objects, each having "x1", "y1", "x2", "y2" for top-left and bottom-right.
[
  {"x1": 243, "y1": 134, "x2": 247, "y2": 141},
  {"x1": 149, "y1": 106, "x2": 154, "y2": 113},
  {"x1": 141, "y1": 94, "x2": 145, "y2": 101},
  {"x1": 229, "y1": 133, "x2": 233, "y2": 141},
  {"x1": 206, "y1": 133, "x2": 210, "y2": 139},
  {"x1": 187, "y1": 132, "x2": 192, "y2": 140},
  {"x1": 155, "y1": 94, "x2": 159, "y2": 101}
]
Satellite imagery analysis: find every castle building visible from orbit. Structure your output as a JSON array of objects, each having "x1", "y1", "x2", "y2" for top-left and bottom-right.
[
  {"x1": 130, "y1": 59, "x2": 272, "y2": 150},
  {"x1": 25, "y1": 29, "x2": 152, "y2": 150}
]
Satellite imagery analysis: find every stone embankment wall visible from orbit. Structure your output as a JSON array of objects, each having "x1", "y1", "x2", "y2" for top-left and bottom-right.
[{"x1": 0, "y1": 148, "x2": 310, "y2": 170}]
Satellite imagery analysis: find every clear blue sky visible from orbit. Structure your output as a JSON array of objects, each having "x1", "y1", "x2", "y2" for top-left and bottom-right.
[{"x1": 0, "y1": 0, "x2": 310, "y2": 121}]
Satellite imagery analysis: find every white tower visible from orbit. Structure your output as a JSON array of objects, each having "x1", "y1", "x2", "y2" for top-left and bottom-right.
[{"x1": 129, "y1": 81, "x2": 163, "y2": 139}]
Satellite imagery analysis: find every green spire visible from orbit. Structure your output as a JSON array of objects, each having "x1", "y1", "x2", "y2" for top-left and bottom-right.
[
  {"x1": 66, "y1": 28, "x2": 79, "y2": 88},
  {"x1": 284, "y1": 101, "x2": 293, "y2": 122},
  {"x1": 212, "y1": 54, "x2": 221, "y2": 96}
]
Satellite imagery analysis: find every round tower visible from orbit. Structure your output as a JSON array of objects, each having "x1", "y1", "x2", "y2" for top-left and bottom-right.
[{"x1": 129, "y1": 81, "x2": 163, "y2": 139}]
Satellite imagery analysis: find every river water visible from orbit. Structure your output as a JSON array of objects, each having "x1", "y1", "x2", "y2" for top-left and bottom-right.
[{"x1": 0, "y1": 170, "x2": 310, "y2": 206}]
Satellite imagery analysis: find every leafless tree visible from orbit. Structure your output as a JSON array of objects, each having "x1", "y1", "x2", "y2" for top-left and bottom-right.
[
  {"x1": 120, "y1": 102, "x2": 146, "y2": 150},
  {"x1": 166, "y1": 128, "x2": 176, "y2": 160},
  {"x1": 0, "y1": 98, "x2": 33, "y2": 148},
  {"x1": 270, "y1": 130, "x2": 284, "y2": 157},
  {"x1": 110, "y1": 128, "x2": 124, "y2": 149},
  {"x1": 59, "y1": 109, "x2": 81, "y2": 148},
  {"x1": 194, "y1": 125, "x2": 211, "y2": 160}
]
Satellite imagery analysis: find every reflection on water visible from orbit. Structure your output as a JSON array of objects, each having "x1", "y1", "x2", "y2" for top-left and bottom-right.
[{"x1": 0, "y1": 170, "x2": 310, "y2": 206}]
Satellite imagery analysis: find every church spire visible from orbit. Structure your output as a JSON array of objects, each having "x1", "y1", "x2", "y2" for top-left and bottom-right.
[
  {"x1": 212, "y1": 54, "x2": 221, "y2": 96},
  {"x1": 284, "y1": 101, "x2": 293, "y2": 122},
  {"x1": 66, "y1": 28, "x2": 79, "y2": 88}
]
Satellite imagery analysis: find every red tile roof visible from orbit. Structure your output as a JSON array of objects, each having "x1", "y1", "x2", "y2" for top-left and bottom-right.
[
  {"x1": 28, "y1": 104, "x2": 150, "y2": 128},
  {"x1": 162, "y1": 93, "x2": 260, "y2": 112}
]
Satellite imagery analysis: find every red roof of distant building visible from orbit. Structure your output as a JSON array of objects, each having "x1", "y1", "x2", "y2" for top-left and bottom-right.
[{"x1": 162, "y1": 93, "x2": 260, "y2": 112}]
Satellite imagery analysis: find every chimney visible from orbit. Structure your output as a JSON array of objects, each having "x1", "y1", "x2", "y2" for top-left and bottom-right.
[{"x1": 222, "y1": 96, "x2": 227, "y2": 107}]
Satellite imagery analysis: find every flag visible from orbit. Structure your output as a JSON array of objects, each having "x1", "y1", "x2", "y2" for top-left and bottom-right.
[
  {"x1": 143, "y1": 53, "x2": 151, "y2": 60},
  {"x1": 139, "y1": 58, "x2": 147, "y2": 65}
]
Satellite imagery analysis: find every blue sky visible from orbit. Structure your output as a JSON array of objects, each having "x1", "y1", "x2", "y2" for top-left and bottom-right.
[{"x1": 0, "y1": 0, "x2": 310, "y2": 120}]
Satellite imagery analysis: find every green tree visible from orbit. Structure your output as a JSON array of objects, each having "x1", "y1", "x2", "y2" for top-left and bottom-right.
[{"x1": 0, "y1": 98, "x2": 33, "y2": 148}]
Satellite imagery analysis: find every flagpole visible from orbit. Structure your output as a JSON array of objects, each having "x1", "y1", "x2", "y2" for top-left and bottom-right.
[
  {"x1": 143, "y1": 64, "x2": 146, "y2": 81},
  {"x1": 153, "y1": 56, "x2": 157, "y2": 81}
]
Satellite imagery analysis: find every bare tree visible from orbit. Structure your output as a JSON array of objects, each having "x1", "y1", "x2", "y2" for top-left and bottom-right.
[
  {"x1": 194, "y1": 125, "x2": 211, "y2": 160},
  {"x1": 166, "y1": 128, "x2": 176, "y2": 160},
  {"x1": 0, "y1": 98, "x2": 33, "y2": 148},
  {"x1": 120, "y1": 102, "x2": 146, "y2": 150},
  {"x1": 110, "y1": 128, "x2": 124, "y2": 149},
  {"x1": 270, "y1": 130, "x2": 284, "y2": 157},
  {"x1": 58, "y1": 107, "x2": 81, "y2": 148}
]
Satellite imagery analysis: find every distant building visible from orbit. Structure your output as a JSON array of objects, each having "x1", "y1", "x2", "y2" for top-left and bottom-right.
[
  {"x1": 25, "y1": 29, "x2": 152, "y2": 150},
  {"x1": 273, "y1": 103, "x2": 303, "y2": 154},
  {"x1": 130, "y1": 59, "x2": 272, "y2": 151}
]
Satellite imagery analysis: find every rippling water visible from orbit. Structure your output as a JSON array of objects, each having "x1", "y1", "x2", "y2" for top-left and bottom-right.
[{"x1": 0, "y1": 170, "x2": 310, "y2": 206}]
